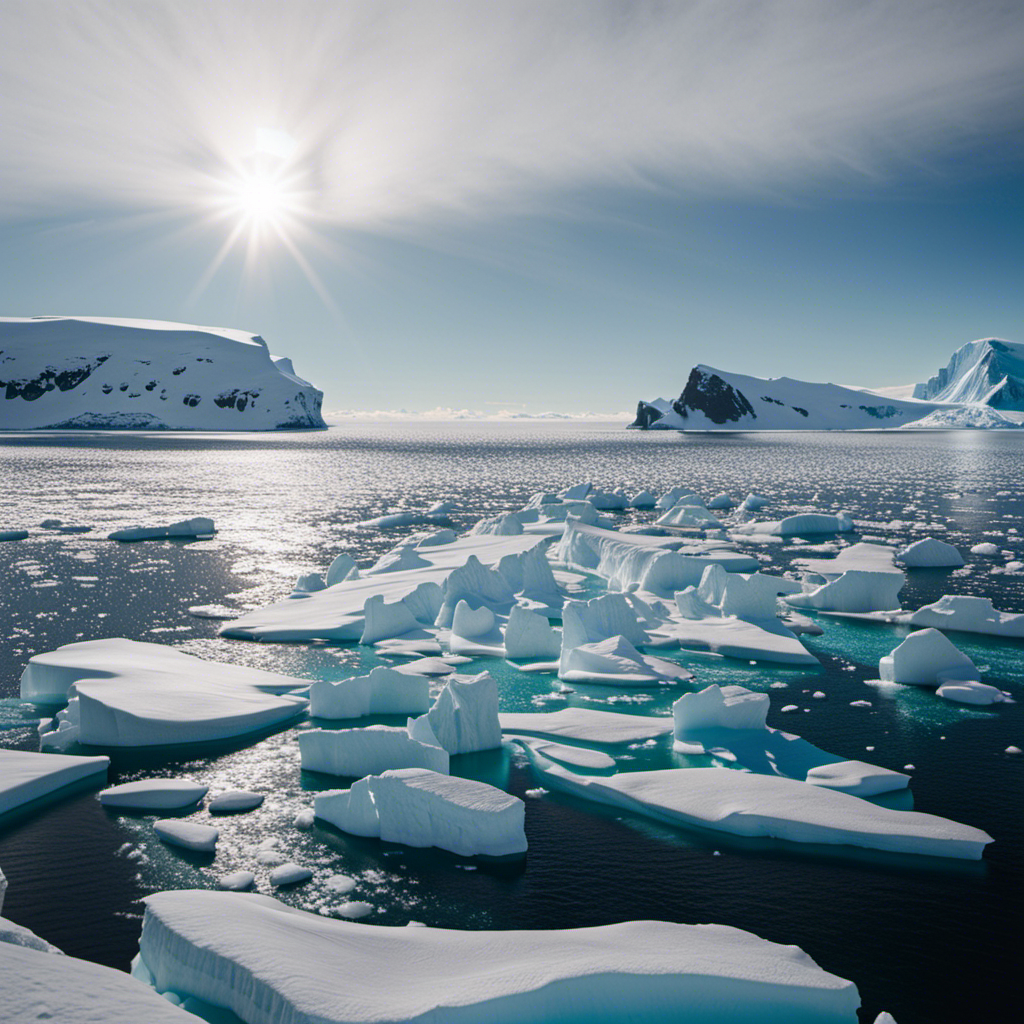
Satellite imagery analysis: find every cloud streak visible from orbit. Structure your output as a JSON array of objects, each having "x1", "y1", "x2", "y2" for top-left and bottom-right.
[{"x1": 2, "y1": 0, "x2": 1023, "y2": 229}]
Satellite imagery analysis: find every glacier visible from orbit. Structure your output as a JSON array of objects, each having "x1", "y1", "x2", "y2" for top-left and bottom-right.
[{"x1": 0, "y1": 316, "x2": 325, "y2": 430}]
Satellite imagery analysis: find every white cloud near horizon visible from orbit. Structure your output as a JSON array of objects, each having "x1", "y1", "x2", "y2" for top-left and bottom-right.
[{"x1": 2, "y1": 0, "x2": 1023, "y2": 230}]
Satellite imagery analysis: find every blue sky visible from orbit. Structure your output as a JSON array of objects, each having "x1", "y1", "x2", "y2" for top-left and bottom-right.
[{"x1": 2, "y1": 1, "x2": 1022, "y2": 414}]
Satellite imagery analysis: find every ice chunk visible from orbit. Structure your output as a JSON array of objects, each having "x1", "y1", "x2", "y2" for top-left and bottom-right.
[
  {"x1": 500, "y1": 708, "x2": 673, "y2": 745},
  {"x1": 310, "y1": 666, "x2": 430, "y2": 720},
  {"x1": 561, "y1": 635, "x2": 692, "y2": 685},
  {"x1": 897, "y1": 538, "x2": 965, "y2": 567},
  {"x1": 325, "y1": 874, "x2": 357, "y2": 893},
  {"x1": 588, "y1": 488, "x2": 630, "y2": 510},
  {"x1": 559, "y1": 592, "x2": 647, "y2": 674},
  {"x1": 0, "y1": 914, "x2": 62, "y2": 953},
  {"x1": 337, "y1": 901, "x2": 374, "y2": 919},
  {"x1": 208, "y1": 790, "x2": 264, "y2": 813},
  {"x1": 495, "y1": 543, "x2": 565, "y2": 613},
  {"x1": 292, "y1": 573, "x2": 327, "y2": 595},
  {"x1": 218, "y1": 871, "x2": 255, "y2": 891},
  {"x1": 792, "y1": 542, "x2": 901, "y2": 579},
  {"x1": 656, "y1": 504, "x2": 724, "y2": 529},
  {"x1": 325, "y1": 553, "x2": 357, "y2": 587},
  {"x1": 969, "y1": 542, "x2": 1000, "y2": 557},
  {"x1": 505, "y1": 737, "x2": 616, "y2": 771},
  {"x1": 2, "y1": 938, "x2": 197, "y2": 1022},
  {"x1": 560, "y1": 482, "x2": 593, "y2": 500},
  {"x1": 696, "y1": 564, "x2": 802, "y2": 620},
  {"x1": 786, "y1": 570, "x2": 905, "y2": 613},
  {"x1": 411, "y1": 672, "x2": 502, "y2": 755},
  {"x1": 935, "y1": 681, "x2": 1007, "y2": 705},
  {"x1": 135, "y1": 890, "x2": 863, "y2": 1024},
  {"x1": 435, "y1": 556, "x2": 516, "y2": 627},
  {"x1": 732, "y1": 512, "x2": 853, "y2": 537},
  {"x1": 655, "y1": 486, "x2": 701, "y2": 509},
  {"x1": 451, "y1": 600, "x2": 496, "y2": 638},
  {"x1": 470, "y1": 512, "x2": 524, "y2": 535},
  {"x1": 524, "y1": 756, "x2": 991, "y2": 859},
  {"x1": 503, "y1": 605, "x2": 561, "y2": 660},
  {"x1": 879, "y1": 628, "x2": 981, "y2": 686},
  {"x1": 907, "y1": 595, "x2": 1024, "y2": 637},
  {"x1": 673, "y1": 685, "x2": 769, "y2": 733},
  {"x1": 707, "y1": 493, "x2": 739, "y2": 509},
  {"x1": 316, "y1": 768, "x2": 527, "y2": 857},
  {"x1": 153, "y1": 820, "x2": 218, "y2": 853},
  {"x1": 270, "y1": 863, "x2": 313, "y2": 886},
  {"x1": 299, "y1": 725, "x2": 449, "y2": 777},
  {"x1": 27, "y1": 639, "x2": 307, "y2": 750},
  {"x1": 108, "y1": 517, "x2": 215, "y2": 541},
  {"x1": 357, "y1": 593, "x2": 424, "y2": 643},
  {"x1": 627, "y1": 490, "x2": 656, "y2": 508},
  {"x1": 0, "y1": 749, "x2": 108, "y2": 816},
  {"x1": 804, "y1": 761, "x2": 911, "y2": 797},
  {"x1": 740, "y1": 492, "x2": 770, "y2": 510},
  {"x1": 99, "y1": 779, "x2": 207, "y2": 810}
]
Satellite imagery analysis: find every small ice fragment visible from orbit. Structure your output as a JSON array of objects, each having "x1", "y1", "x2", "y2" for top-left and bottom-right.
[
  {"x1": 850, "y1": 700, "x2": 872, "y2": 707},
  {"x1": 153, "y1": 820, "x2": 218, "y2": 853},
  {"x1": 293, "y1": 808, "x2": 315, "y2": 829},
  {"x1": 325, "y1": 874, "x2": 357, "y2": 894},
  {"x1": 217, "y1": 871, "x2": 255, "y2": 891},
  {"x1": 336, "y1": 901, "x2": 374, "y2": 919},
  {"x1": 524, "y1": 788, "x2": 548, "y2": 798},
  {"x1": 1006, "y1": 745, "x2": 1021, "y2": 755},
  {"x1": 269, "y1": 863, "x2": 313, "y2": 887},
  {"x1": 812, "y1": 691, "x2": 826, "y2": 699},
  {"x1": 780, "y1": 705, "x2": 799, "y2": 713},
  {"x1": 208, "y1": 790, "x2": 264, "y2": 813}
]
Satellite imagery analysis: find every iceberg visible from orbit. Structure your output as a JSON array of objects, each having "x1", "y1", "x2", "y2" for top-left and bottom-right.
[
  {"x1": 628, "y1": 490, "x2": 656, "y2": 508},
  {"x1": 502, "y1": 605, "x2": 561, "y2": 659},
  {"x1": 0, "y1": 530, "x2": 29, "y2": 541},
  {"x1": 786, "y1": 570, "x2": 905, "y2": 614},
  {"x1": 208, "y1": 790, "x2": 264, "y2": 813},
  {"x1": 791, "y1": 542, "x2": 902, "y2": 579},
  {"x1": 1, "y1": 937, "x2": 197, "y2": 1023},
  {"x1": 135, "y1": 889, "x2": 862, "y2": 1023},
  {"x1": 26, "y1": 639, "x2": 308, "y2": 749},
  {"x1": 907, "y1": 595, "x2": 1024, "y2": 637},
  {"x1": 410, "y1": 672, "x2": 502, "y2": 755},
  {"x1": 309, "y1": 666, "x2": 430, "y2": 719},
  {"x1": 803, "y1": 762, "x2": 913, "y2": 797},
  {"x1": 299, "y1": 725, "x2": 449, "y2": 776},
  {"x1": 500, "y1": 708, "x2": 673, "y2": 745},
  {"x1": 673, "y1": 684, "x2": 769, "y2": 733},
  {"x1": 935, "y1": 681, "x2": 1007, "y2": 705},
  {"x1": 469, "y1": 512, "x2": 524, "y2": 535},
  {"x1": 315, "y1": 768, "x2": 527, "y2": 857},
  {"x1": 896, "y1": 538, "x2": 965, "y2": 568},
  {"x1": 99, "y1": 779, "x2": 208, "y2": 810},
  {"x1": 325, "y1": 553, "x2": 357, "y2": 587},
  {"x1": 269, "y1": 863, "x2": 313, "y2": 887},
  {"x1": 108, "y1": 517, "x2": 215, "y2": 541},
  {"x1": 0, "y1": 748, "x2": 109, "y2": 816},
  {"x1": 879, "y1": 629, "x2": 981, "y2": 686},
  {"x1": 153, "y1": 819, "x2": 219, "y2": 853},
  {"x1": 655, "y1": 504, "x2": 724, "y2": 529},
  {"x1": 524, "y1": 755, "x2": 991, "y2": 859},
  {"x1": 218, "y1": 871, "x2": 255, "y2": 891},
  {"x1": 708, "y1": 493, "x2": 739, "y2": 509},
  {"x1": 732, "y1": 512, "x2": 854, "y2": 537},
  {"x1": 561, "y1": 635, "x2": 693, "y2": 685},
  {"x1": 0, "y1": 316, "x2": 325, "y2": 431},
  {"x1": 912, "y1": 338, "x2": 1024, "y2": 409}
]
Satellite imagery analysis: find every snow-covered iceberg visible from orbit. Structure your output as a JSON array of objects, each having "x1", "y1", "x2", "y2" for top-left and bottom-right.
[
  {"x1": 134, "y1": 889, "x2": 862, "y2": 1022},
  {"x1": 896, "y1": 538, "x2": 965, "y2": 568},
  {"x1": 315, "y1": 768, "x2": 526, "y2": 856},
  {"x1": 0, "y1": 748, "x2": 109, "y2": 816},
  {"x1": 409, "y1": 672, "x2": 502, "y2": 755},
  {"x1": 906, "y1": 595, "x2": 1024, "y2": 637},
  {"x1": 99, "y1": 779, "x2": 208, "y2": 810},
  {"x1": 298, "y1": 725, "x2": 449, "y2": 776},
  {"x1": 878, "y1": 629, "x2": 981, "y2": 686},
  {"x1": 786, "y1": 571, "x2": 904, "y2": 614},
  {"x1": 24, "y1": 638, "x2": 308, "y2": 749},
  {"x1": 309, "y1": 666, "x2": 430, "y2": 720},
  {"x1": 0, "y1": 316, "x2": 325, "y2": 430}
]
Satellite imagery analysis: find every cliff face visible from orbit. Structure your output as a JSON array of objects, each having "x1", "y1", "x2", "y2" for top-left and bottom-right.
[
  {"x1": 912, "y1": 339, "x2": 1024, "y2": 410},
  {"x1": 0, "y1": 317, "x2": 325, "y2": 430}
]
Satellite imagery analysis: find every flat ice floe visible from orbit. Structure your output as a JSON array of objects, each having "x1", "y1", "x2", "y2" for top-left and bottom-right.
[
  {"x1": 315, "y1": 768, "x2": 527, "y2": 857},
  {"x1": 99, "y1": 779, "x2": 208, "y2": 810},
  {"x1": 790, "y1": 542, "x2": 901, "y2": 578},
  {"x1": 134, "y1": 890, "x2": 862, "y2": 1023},
  {"x1": 23, "y1": 638, "x2": 308, "y2": 749},
  {"x1": 499, "y1": 708, "x2": 673, "y2": 745},
  {"x1": 906, "y1": 595, "x2": 1024, "y2": 637},
  {"x1": 0, "y1": 748, "x2": 109, "y2": 816},
  {"x1": 785, "y1": 570, "x2": 905, "y2": 614},
  {"x1": 107, "y1": 517, "x2": 215, "y2": 541},
  {"x1": 153, "y1": 820, "x2": 219, "y2": 853},
  {"x1": 220, "y1": 533, "x2": 552, "y2": 641},
  {"x1": 731, "y1": 512, "x2": 854, "y2": 537},
  {"x1": 299, "y1": 725, "x2": 449, "y2": 776},
  {"x1": 1, "y1": 937, "x2": 197, "y2": 1023},
  {"x1": 523, "y1": 755, "x2": 991, "y2": 859}
]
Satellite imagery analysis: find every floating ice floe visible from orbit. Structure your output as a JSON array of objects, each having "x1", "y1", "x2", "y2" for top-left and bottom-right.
[
  {"x1": 221, "y1": 534, "x2": 553, "y2": 642},
  {"x1": 218, "y1": 871, "x2": 255, "y2": 891},
  {"x1": 740, "y1": 493, "x2": 770, "y2": 511},
  {"x1": 310, "y1": 666, "x2": 430, "y2": 720},
  {"x1": 561, "y1": 634, "x2": 693, "y2": 686},
  {"x1": 135, "y1": 889, "x2": 861, "y2": 1023},
  {"x1": 0, "y1": 529, "x2": 28, "y2": 542},
  {"x1": 786, "y1": 570, "x2": 905, "y2": 614},
  {"x1": 935, "y1": 681, "x2": 1008, "y2": 705},
  {"x1": 906, "y1": 595, "x2": 1024, "y2": 637},
  {"x1": 672, "y1": 685, "x2": 909, "y2": 796},
  {"x1": 731, "y1": 512, "x2": 854, "y2": 537},
  {"x1": 896, "y1": 538, "x2": 965, "y2": 568},
  {"x1": 501, "y1": 708, "x2": 673, "y2": 745},
  {"x1": 505, "y1": 736, "x2": 617, "y2": 771},
  {"x1": 108, "y1": 517, "x2": 215, "y2": 541},
  {"x1": 208, "y1": 790, "x2": 264, "y2": 813},
  {"x1": 627, "y1": 490, "x2": 656, "y2": 508},
  {"x1": 707, "y1": 493, "x2": 739, "y2": 510},
  {"x1": 99, "y1": 779, "x2": 208, "y2": 810},
  {"x1": 879, "y1": 629, "x2": 981, "y2": 686},
  {"x1": 409, "y1": 672, "x2": 502, "y2": 755},
  {"x1": 299, "y1": 725, "x2": 449, "y2": 777},
  {"x1": 270, "y1": 863, "x2": 313, "y2": 887},
  {"x1": 153, "y1": 820, "x2": 219, "y2": 853},
  {"x1": 0, "y1": 748, "x2": 109, "y2": 816},
  {"x1": 315, "y1": 768, "x2": 527, "y2": 857},
  {"x1": 791, "y1": 542, "x2": 902, "y2": 579},
  {"x1": 522, "y1": 752, "x2": 991, "y2": 859},
  {"x1": 24, "y1": 639, "x2": 308, "y2": 750},
  {"x1": 358, "y1": 507, "x2": 453, "y2": 529},
  {"x1": 1, "y1": 936, "x2": 197, "y2": 1023},
  {"x1": 969, "y1": 542, "x2": 1000, "y2": 557}
]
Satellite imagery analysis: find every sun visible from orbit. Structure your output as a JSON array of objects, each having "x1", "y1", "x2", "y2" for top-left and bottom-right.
[{"x1": 227, "y1": 168, "x2": 297, "y2": 229}]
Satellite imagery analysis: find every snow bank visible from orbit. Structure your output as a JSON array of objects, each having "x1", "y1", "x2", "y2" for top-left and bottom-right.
[
  {"x1": 136, "y1": 889, "x2": 861, "y2": 1023},
  {"x1": 524, "y1": 756, "x2": 991, "y2": 859},
  {"x1": 108, "y1": 517, "x2": 215, "y2": 541},
  {"x1": 99, "y1": 779, "x2": 207, "y2": 810},
  {"x1": 310, "y1": 666, "x2": 430, "y2": 720},
  {"x1": 26, "y1": 639, "x2": 307, "y2": 749},
  {"x1": 907, "y1": 595, "x2": 1024, "y2": 637},
  {"x1": 896, "y1": 538, "x2": 965, "y2": 568},
  {"x1": 410, "y1": 672, "x2": 502, "y2": 754},
  {"x1": 299, "y1": 725, "x2": 449, "y2": 776},
  {"x1": 0, "y1": 749, "x2": 108, "y2": 816},
  {"x1": 315, "y1": 768, "x2": 526, "y2": 857},
  {"x1": 879, "y1": 629, "x2": 980, "y2": 686},
  {"x1": 786, "y1": 570, "x2": 904, "y2": 613}
]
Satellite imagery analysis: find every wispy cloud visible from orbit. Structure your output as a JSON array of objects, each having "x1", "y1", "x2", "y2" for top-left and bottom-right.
[{"x1": 2, "y1": 0, "x2": 1022, "y2": 228}]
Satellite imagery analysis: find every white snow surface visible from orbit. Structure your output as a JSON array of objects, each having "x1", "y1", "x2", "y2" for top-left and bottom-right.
[
  {"x1": 524, "y1": 756, "x2": 991, "y2": 859},
  {"x1": 907, "y1": 595, "x2": 1024, "y2": 637},
  {"x1": 0, "y1": 748, "x2": 108, "y2": 816},
  {"x1": 499, "y1": 708, "x2": 673, "y2": 745},
  {"x1": 791, "y1": 543, "x2": 901, "y2": 579},
  {"x1": 0, "y1": 316, "x2": 324, "y2": 430},
  {"x1": 786, "y1": 571, "x2": 905, "y2": 614},
  {"x1": 309, "y1": 667, "x2": 430, "y2": 720},
  {"x1": 896, "y1": 538, "x2": 965, "y2": 568},
  {"x1": 298, "y1": 725, "x2": 449, "y2": 777},
  {"x1": 25, "y1": 639, "x2": 308, "y2": 749},
  {"x1": 879, "y1": 629, "x2": 981, "y2": 686},
  {"x1": 135, "y1": 889, "x2": 862, "y2": 1023},
  {"x1": 315, "y1": 768, "x2": 527, "y2": 857},
  {"x1": 99, "y1": 779, "x2": 207, "y2": 810}
]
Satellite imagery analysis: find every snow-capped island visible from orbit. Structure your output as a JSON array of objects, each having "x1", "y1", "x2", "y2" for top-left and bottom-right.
[
  {"x1": 630, "y1": 339, "x2": 1024, "y2": 430},
  {"x1": 0, "y1": 316, "x2": 325, "y2": 430}
]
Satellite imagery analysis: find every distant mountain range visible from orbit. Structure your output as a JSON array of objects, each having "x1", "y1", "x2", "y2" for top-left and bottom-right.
[{"x1": 630, "y1": 339, "x2": 1024, "y2": 431}]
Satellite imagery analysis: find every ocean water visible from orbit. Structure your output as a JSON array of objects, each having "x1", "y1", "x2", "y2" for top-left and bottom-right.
[{"x1": 0, "y1": 422, "x2": 1022, "y2": 1024}]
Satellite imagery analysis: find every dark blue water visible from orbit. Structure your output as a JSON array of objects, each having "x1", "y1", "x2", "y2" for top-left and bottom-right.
[{"x1": 1, "y1": 424, "x2": 1022, "y2": 1023}]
